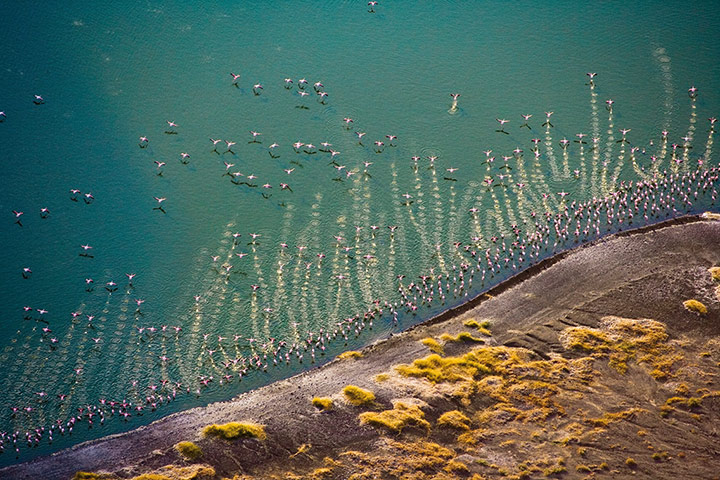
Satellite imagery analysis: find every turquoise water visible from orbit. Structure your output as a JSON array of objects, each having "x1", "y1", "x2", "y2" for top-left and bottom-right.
[{"x1": 1, "y1": 0, "x2": 719, "y2": 466}]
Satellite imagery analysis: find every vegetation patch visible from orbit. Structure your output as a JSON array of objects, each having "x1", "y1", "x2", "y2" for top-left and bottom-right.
[
  {"x1": 290, "y1": 443, "x2": 312, "y2": 458},
  {"x1": 560, "y1": 316, "x2": 679, "y2": 377},
  {"x1": 652, "y1": 451, "x2": 669, "y2": 462},
  {"x1": 310, "y1": 467, "x2": 333, "y2": 479},
  {"x1": 337, "y1": 350, "x2": 363, "y2": 360},
  {"x1": 202, "y1": 422, "x2": 266, "y2": 440},
  {"x1": 709, "y1": 266, "x2": 720, "y2": 281},
  {"x1": 73, "y1": 474, "x2": 106, "y2": 480},
  {"x1": 359, "y1": 401, "x2": 430, "y2": 433},
  {"x1": 543, "y1": 465, "x2": 567, "y2": 477},
  {"x1": 337, "y1": 440, "x2": 455, "y2": 479},
  {"x1": 437, "y1": 410, "x2": 471, "y2": 430},
  {"x1": 464, "y1": 318, "x2": 492, "y2": 336},
  {"x1": 421, "y1": 337, "x2": 444, "y2": 354},
  {"x1": 439, "y1": 331, "x2": 485, "y2": 344},
  {"x1": 312, "y1": 397, "x2": 333, "y2": 411},
  {"x1": 444, "y1": 460, "x2": 469, "y2": 473},
  {"x1": 683, "y1": 299, "x2": 708, "y2": 315},
  {"x1": 559, "y1": 327, "x2": 612, "y2": 352},
  {"x1": 174, "y1": 441, "x2": 202, "y2": 461},
  {"x1": 342, "y1": 385, "x2": 376, "y2": 406},
  {"x1": 130, "y1": 465, "x2": 216, "y2": 480},
  {"x1": 585, "y1": 407, "x2": 646, "y2": 427},
  {"x1": 395, "y1": 346, "x2": 526, "y2": 384}
]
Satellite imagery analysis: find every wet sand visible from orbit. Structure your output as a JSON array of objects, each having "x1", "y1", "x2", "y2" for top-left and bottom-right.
[{"x1": 3, "y1": 215, "x2": 720, "y2": 480}]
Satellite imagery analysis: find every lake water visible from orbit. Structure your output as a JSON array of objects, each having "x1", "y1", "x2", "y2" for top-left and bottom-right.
[{"x1": 0, "y1": 0, "x2": 719, "y2": 467}]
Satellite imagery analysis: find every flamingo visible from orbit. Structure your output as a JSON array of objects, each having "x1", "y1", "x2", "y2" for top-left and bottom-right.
[
  {"x1": 153, "y1": 196, "x2": 167, "y2": 213},
  {"x1": 496, "y1": 118, "x2": 510, "y2": 134}
]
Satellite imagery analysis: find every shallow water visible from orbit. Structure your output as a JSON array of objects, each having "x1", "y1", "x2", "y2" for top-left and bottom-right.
[{"x1": 0, "y1": 0, "x2": 719, "y2": 467}]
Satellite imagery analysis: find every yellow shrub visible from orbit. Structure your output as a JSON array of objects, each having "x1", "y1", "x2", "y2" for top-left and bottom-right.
[
  {"x1": 342, "y1": 385, "x2": 376, "y2": 406},
  {"x1": 464, "y1": 319, "x2": 492, "y2": 336},
  {"x1": 359, "y1": 401, "x2": 430, "y2": 433},
  {"x1": 312, "y1": 397, "x2": 333, "y2": 411},
  {"x1": 439, "y1": 331, "x2": 484, "y2": 343},
  {"x1": 684, "y1": 299, "x2": 708, "y2": 315},
  {"x1": 337, "y1": 350, "x2": 363, "y2": 360},
  {"x1": 709, "y1": 267, "x2": 720, "y2": 281},
  {"x1": 202, "y1": 422, "x2": 266, "y2": 440},
  {"x1": 175, "y1": 441, "x2": 202, "y2": 461},
  {"x1": 586, "y1": 408, "x2": 645, "y2": 427},
  {"x1": 559, "y1": 327, "x2": 611, "y2": 352},
  {"x1": 395, "y1": 346, "x2": 523, "y2": 384},
  {"x1": 311, "y1": 467, "x2": 333, "y2": 479},
  {"x1": 445, "y1": 460, "x2": 470, "y2": 473},
  {"x1": 421, "y1": 337, "x2": 444, "y2": 354},
  {"x1": 132, "y1": 465, "x2": 215, "y2": 480},
  {"x1": 437, "y1": 410, "x2": 471, "y2": 430}
]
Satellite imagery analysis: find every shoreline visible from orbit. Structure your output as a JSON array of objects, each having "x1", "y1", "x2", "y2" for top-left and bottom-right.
[
  {"x1": 3, "y1": 212, "x2": 719, "y2": 479},
  {"x1": 397, "y1": 212, "x2": 705, "y2": 333}
]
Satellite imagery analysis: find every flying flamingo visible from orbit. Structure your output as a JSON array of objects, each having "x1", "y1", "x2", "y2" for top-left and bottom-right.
[
  {"x1": 542, "y1": 111, "x2": 554, "y2": 128},
  {"x1": 153, "y1": 196, "x2": 167, "y2": 213},
  {"x1": 496, "y1": 118, "x2": 510, "y2": 134}
]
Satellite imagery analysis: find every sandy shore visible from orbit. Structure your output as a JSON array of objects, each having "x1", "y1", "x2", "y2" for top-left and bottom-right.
[{"x1": 3, "y1": 215, "x2": 720, "y2": 480}]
